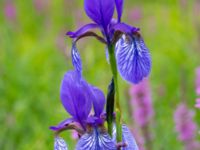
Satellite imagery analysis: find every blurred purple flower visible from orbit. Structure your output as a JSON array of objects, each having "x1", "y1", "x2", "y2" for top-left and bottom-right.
[
  {"x1": 66, "y1": 0, "x2": 151, "y2": 84},
  {"x1": 174, "y1": 103, "x2": 200, "y2": 150},
  {"x1": 195, "y1": 98, "x2": 200, "y2": 109},
  {"x1": 179, "y1": 0, "x2": 188, "y2": 9},
  {"x1": 33, "y1": 0, "x2": 48, "y2": 12},
  {"x1": 195, "y1": 67, "x2": 200, "y2": 96},
  {"x1": 130, "y1": 129, "x2": 145, "y2": 150},
  {"x1": 129, "y1": 79, "x2": 154, "y2": 150},
  {"x1": 4, "y1": 0, "x2": 16, "y2": 21},
  {"x1": 129, "y1": 79, "x2": 154, "y2": 127},
  {"x1": 128, "y1": 7, "x2": 142, "y2": 23},
  {"x1": 74, "y1": 9, "x2": 88, "y2": 27},
  {"x1": 194, "y1": 0, "x2": 200, "y2": 16},
  {"x1": 55, "y1": 31, "x2": 69, "y2": 57}
]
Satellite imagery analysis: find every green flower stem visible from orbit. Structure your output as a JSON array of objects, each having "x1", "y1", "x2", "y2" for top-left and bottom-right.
[{"x1": 107, "y1": 44, "x2": 122, "y2": 143}]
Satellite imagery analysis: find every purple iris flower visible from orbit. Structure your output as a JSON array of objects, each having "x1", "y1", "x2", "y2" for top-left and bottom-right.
[
  {"x1": 67, "y1": 0, "x2": 151, "y2": 84},
  {"x1": 50, "y1": 46, "x2": 139, "y2": 149},
  {"x1": 50, "y1": 70, "x2": 117, "y2": 150}
]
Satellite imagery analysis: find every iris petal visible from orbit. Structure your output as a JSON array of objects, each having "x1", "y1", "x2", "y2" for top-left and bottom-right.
[
  {"x1": 67, "y1": 23, "x2": 99, "y2": 38},
  {"x1": 115, "y1": 0, "x2": 124, "y2": 22},
  {"x1": 71, "y1": 43, "x2": 82, "y2": 74},
  {"x1": 112, "y1": 125, "x2": 139, "y2": 150},
  {"x1": 89, "y1": 85, "x2": 106, "y2": 117},
  {"x1": 60, "y1": 71, "x2": 92, "y2": 127},
  {"x1": 50, "y1": 118, "x2": 75, "y2": 131},
  {"x1": 76, "y1": 128, "x2": 116, "y2": 150},
  {"x1": 112, "y1": 23, "x2": 139, "y2": 34},
  {"x1": 84, "y1": 0, "x2": 115, "y2": 28},
  {"x1": 54, "y1": 137, "x2": 68, "y2": 150},
  {"x1": 115, "y1": 34, "x2": 151, "y2": 84},
  {"x1": 71, "y1": 44, "x2": 106, "y2": 118}
]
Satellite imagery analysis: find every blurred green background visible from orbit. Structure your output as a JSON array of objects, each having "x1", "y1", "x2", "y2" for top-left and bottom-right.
[{"x1": 0, "y1": 0, "x2": 200, "y2": 149}]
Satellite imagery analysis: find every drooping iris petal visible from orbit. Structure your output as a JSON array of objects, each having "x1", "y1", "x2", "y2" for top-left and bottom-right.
[
  {"x1": 113, "y1": 23, "x2": 139, "y2": 34},
  {"x1": 71, "y1": 43, "x2": 82, "y2": 74},
  {"x1": 121, "y1": 125, "x2": 139, "y2": 150},
  {"x1": 76, "y1": 128, "x2": 116, "y2": 150},
  {"x1": 50, "y1": 118, "x2": 75, "y2": 131},
  {"x1": 67, "y1": 23, "x2": 99, "y2": 38},
  {"x1": 84, "y1": 0, "x2": 115, "y2": 28},
  {"x1": 115, "y1": 0, "x2": 124, "y2": 22},
  {"x1": 60, "y1": 70, "x2": 92, "y2": 127},
  {"x1": 54, "y1": 137, "x2": 68, "y2": 150},
  {"x1": 115, "y1": 34, "x2": 151, "y2": 84},
  {"x1": 112, "y1": 124, "x2": 139, "y2": 150},
  {"x1": 89, "y1": 85, "x2": 106, "y2": 117}
]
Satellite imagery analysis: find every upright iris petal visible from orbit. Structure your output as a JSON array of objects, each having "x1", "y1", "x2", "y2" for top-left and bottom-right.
[
  {"x1": 84, "y1": 0, "x2": 115, "y2": 28},
  {"x1": 115, "y1": 0, "x2": 124, "y2": 22},
  {"x1": 76, "y1": 127, "x2": 116, "y2": 150},
  {"x1": 60, "y1": 71, "x2": 92, "y2": 127},
  {"x1": 54, "y1": 137, "x2": 68, "y2": 150},
  {"x1": 115, "y1": 34, "x2": 151, "y2": 84},
  {"x1": 89, "y1": 85, "x2": 106, "y2": 117},
  {"x1": 71, "y1": 42, "x2": 106, "y2": 119}
]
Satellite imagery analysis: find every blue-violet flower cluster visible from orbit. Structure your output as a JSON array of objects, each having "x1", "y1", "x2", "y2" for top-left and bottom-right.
[{"x1": 50, "y1": 0, "x2": 151, "y2": 149}]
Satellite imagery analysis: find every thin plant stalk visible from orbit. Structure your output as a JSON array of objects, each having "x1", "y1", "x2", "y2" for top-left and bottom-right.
[{"x1": 107, "y1": 44, "x2": 122, "y2": 143}]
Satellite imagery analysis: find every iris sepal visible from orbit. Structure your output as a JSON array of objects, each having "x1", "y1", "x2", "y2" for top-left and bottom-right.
[
  {"x1": 76, "y1": 125, "x2": 116, "y2": 150},
  {"x1": 54, "y1": 137, "x2": 68, "y2": 150},
  {"x1": 115, "y1": 33, "x2": 151, "y2": 84},
  {"x1": 112, "y1": 124, "x2": 139, "y2": 150}
]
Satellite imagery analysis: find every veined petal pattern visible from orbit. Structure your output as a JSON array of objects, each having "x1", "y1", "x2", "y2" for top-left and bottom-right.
[
  {"x1": 115, "y1": 34, "x2": 151, "y2": 84},
  {"x1": 54, "y1": 137, "x2": 68, "y2": 150},
  {"x1": 112, "y1": 124, "x2": 139, "y2": 150},
  {"x1": 71, "y1": 43, "x2": 82, "y2": 74},
  {"x1": 76, "y1": 128, "x2": 116, "y2": 150}
]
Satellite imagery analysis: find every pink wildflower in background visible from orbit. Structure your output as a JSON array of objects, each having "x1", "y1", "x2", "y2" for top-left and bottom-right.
[
  {"x1": 128, "y1": 7, "x2": 142, "y2": 23},
  {"x1": 195, "y1": 98, "x2": 200, "y2": 108},
  {"x1": 195, "y1": 67, "x2": 200, "y2": 109},
  {"x1": 130, "y1": 128, "x2": 145, "y2": 150},
  {"x1": 129, "y1": 79, "x2": 154, "y2": 127},
  {"x1": 4, "y1": 0, "x2": 16, "y2": 21},
  {"x1": 33, "y1": 0, "x2": 49, "y2": 13},
  {"x1": 74, "y1": 9, "x2": 88, "y2": 28},
  {"x1": 179, "y1": 0, "x2": 188, "y2": 9},
  {"x1": 196, "y1": 67, "x2": 200, "y2": 96},
  {"x1": 129, "y1": 79, "x2": 154, "y2": 150},
  {"x1": 55, "y1": 31, "x2": 68, "y2": 57},
  {"x1": 174, "y1": 103, "x2": 200, "y2": 150}
]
